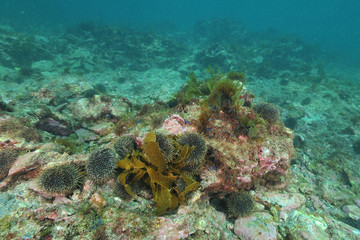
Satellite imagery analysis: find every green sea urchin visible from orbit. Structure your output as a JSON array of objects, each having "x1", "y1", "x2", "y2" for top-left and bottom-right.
[
  {"x1": 155, "y1": 132, "x2": 175, "y2": 163},
  {"x1": 226, "y1": 192, "x2": 255, "y2": 217},
  {"x1": 113, "y1": 177, "x2": 133, "y2": 201},
  {"x1": 253, "y1": 102, "x2": 281, "y2": 123},
  {"x1": 86, "y1": 147, "x2": 117, "y2": 183},
  {"x1": 114, "y1": 135, "x2": 137, "y2": 159},
  {"x1": 0, "y1": 148, "x2": 18, "y2": 180},
  {"x1": 39, "y1": 163, "x2": 81, "y2": 194},
  {"x1": 177, "y1": 132, "x2": 207, "y2": 170}
]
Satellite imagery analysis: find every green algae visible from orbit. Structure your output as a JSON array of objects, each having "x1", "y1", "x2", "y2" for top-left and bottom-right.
[
  {"x1": 53, "y1": 135, "x2": 83, "y2": 155},
  {"x1": 39, "y1": 224, "x2": 53, "y2": 239},
  {"x1": 226, "y1": 71, "x2": 246, "y2": 84},
  {"x1": 174, "y1": 67, "x2": 221, "y2": 105},
  {"x1": 175, "y1": 69, "x2": 246, "y2": 110},
  {"x1": 0, "y1": 214, "x2": 11, "y2": 232},
  {"x1": 175, "y1": 72, "x2": 206, "y2": 105},
  {"x1": 208, "y1": 78, "x2": 240, "y2": 110},
  {"x1": 237, "y1": 114, "x2": 266, "y2": 140}
]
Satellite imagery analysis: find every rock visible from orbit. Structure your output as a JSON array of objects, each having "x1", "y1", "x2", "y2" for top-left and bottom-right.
[
  {"x1": 152, "y1": 217, "x2": 190, "y2": 240},
  {"x1": 310, "y1": 195, "x2": 327, "y2": 210},
  {"x1": 342, "y1": 205, "x2": 360, "y2": 221},
  {"x1": 285, "y1": 210, "x2": 329, "y2": 239},
  {"x1": 90, "y1": 122, "x2": 115, "y2": 137},
  {"x1": 8, "y1": 151, "x2": 42, "y2": 176},
  {"x1": 75, "y1": 128, "x2": 99, "y2": 142},
  {"x1": 36, "y1": 117, "x2": 73, "y2": 136},
  {"x1": 90, "y1": 192, "x2": 107, "y2": 209},
  {"x1": 195, "y1": 44, "x2": 230, "y2": 69},
  {"x1": 0, "y1": 177, "x2": 12, "y2": 190},
  {"x1": 0, "y1": 192, "x2": 19, "y2": 218},
  {"x1": 320, "y1": 180, "x2": 354, "y2": 205},
  {"x1": 200, "y1": 136, "x2": 294, "y2": 192},
  {"x1": 234, "y1": 212, "x2": 278, "y2": 240},
  {"x1": 161, "y1": 114, "x2": 195, "y2": 135},
  {"x1": 0, "y1": 95, "x2": 13, "y2": 112},
  {"x1": 40, "y1": 142, "x2": 66, "y2": 153},
  {"x1": 256, "y1": 192, "x2": 306, "y2": 220},
  {"x1": 355, "y1": 199, "x2": 360, "y2": 208},
  {"x1": 67, "y1": 96, "x2": 129, "y2": 121},
  {"x1": 34, "y1": 207, "x2": 58, "y2": 221},
  {"x1": 323, "y1": 214, "x2": 360, "y2": 239},
  {"x1": 53, "y1": 196, "x2": 73, "y2": 205},
  {"x1": 299, "y1": 182, "x2": 314, "y2": 194}
]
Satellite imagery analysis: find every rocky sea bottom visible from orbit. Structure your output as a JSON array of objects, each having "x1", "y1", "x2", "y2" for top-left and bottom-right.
[{"x1": 0, "y1": 22, "x2": 360, "y2": 239}]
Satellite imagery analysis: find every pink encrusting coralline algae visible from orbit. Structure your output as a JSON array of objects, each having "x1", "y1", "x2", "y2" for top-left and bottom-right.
[{"x1": 161, "y1": 114, "x2": 196, "y2": 135}]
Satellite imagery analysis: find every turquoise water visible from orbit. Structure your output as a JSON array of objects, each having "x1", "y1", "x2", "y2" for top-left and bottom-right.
[
  {"x1": 0, "y1": 1, "x2": 360, "y2": 239},
  {"x1": 1, "y1": 0, "x2": 360, "y2": 65}
]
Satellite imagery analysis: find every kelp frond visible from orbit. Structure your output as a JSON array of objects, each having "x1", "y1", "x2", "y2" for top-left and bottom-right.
[{"x1": 116, "y1": 132, "x2": 200, "y2": 215}]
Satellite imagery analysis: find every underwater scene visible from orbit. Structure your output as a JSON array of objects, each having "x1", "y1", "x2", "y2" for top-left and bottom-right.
[{"x1": 0, "y1": 0, "x2": 360, "y2": 239}]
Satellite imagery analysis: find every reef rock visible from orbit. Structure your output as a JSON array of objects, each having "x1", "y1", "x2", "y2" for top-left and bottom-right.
[
  {"x1": 67, "y1": 96, "x2": 130, "y2": 121},
  {"x1": 342, "y1": 204, "x2": 360, "y2": 221},
  {"x1": 201, "y1": 132, "x2": 294, "y2": 192},
  {"x1": 255, "y1": 192, "x2": 306, "y2": 220},
  {"x1": 284, "y1": 210, "x2": 330, "y2": 239},
  {"x1": 234, "y1": 212, "x2": 278, "y2": 240},
  {"x1": 161, "y1": 114, "x2": 195, "y2": 135},
  {"x1": 163, "y1": 102, "x2": 295, "y2": 193},
  {"x1": 36, "y1": 117, "x2": 73, "y2": 136}
]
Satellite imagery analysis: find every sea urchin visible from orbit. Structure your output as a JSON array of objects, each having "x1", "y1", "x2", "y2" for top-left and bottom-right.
[
  {"x1": 226, "y1": 191, "x2": 255, "y2": 218},
  {"x1": 86, "y1": 147, "x2": 117, "y2": 183},
  {"x1": 114, "y1": 135, "x2": 137, "y2": 159},
  {"x1": 253, "y1": 102, "x2": 281, "y2": 123},
  {"x1": 39, "y1": 163, "x2": 81, "y2": 194},
  {"x1": 177, "y1": 132, "x2": 207, "y2": 171}
]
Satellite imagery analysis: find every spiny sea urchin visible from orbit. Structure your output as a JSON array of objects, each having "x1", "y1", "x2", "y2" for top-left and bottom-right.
[
  {"x1": 39, "y1": 163, "x2": 81, "y2": 194},
  {"x1": 155, "y1": 132, "x2": 175, "y2": 163},
  {"x1": 0, "y1": 148, "x2": 18, "y2": 180},
  {"x1": 177, "y1": 132, "x2": 207, "y2": 171},
  {"x1": 226, "y1": 191, "x2": 255, "y2": 218},
  {"x1": 113, "y1": 177, "x2": 133, "y2": 201},
  {"x1": 114, "y1": 135, "x2": 137, "y2": 159},
  {"x1": 86, "y1": 147, "x2": 117, "y2": 183},
  {"x1": 253, "y1": 102, "x2": 281, "y2": 123}
]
